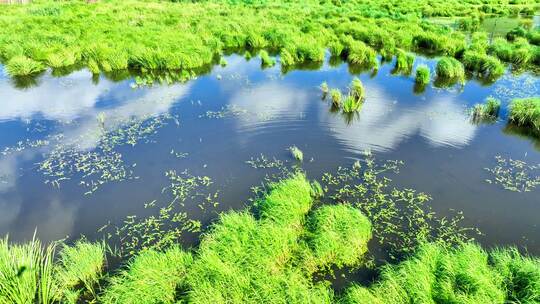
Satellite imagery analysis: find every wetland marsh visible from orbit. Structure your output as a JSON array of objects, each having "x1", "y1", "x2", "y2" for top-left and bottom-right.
[{"x1": 1, "y1": 0, "x2": 540, "y2": 303}]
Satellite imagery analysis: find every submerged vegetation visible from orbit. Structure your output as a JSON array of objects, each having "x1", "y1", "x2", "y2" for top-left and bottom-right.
[{"x1": 1, "y1": 173, "x2": 539, "y2": 303}]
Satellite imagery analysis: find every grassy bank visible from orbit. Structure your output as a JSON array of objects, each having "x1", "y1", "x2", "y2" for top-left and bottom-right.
[
  {"x1": 0, "y1": 0, "x2": 538, "y2": 80},
  {"x1": 1, "y1": 173, "x2": 539, "y2": 303}
]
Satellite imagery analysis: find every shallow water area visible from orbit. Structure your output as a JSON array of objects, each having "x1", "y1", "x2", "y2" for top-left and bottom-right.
[{"x1": 0, "y1": 54, "x2": 539, "y2": 259}]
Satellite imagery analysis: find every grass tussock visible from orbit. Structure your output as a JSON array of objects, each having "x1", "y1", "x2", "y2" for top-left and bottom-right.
[
  {"x1": 5, "y1": 55, "x2": 45, "y2": 76},
  {"x1": 0, "y1": 236, "x2": 105, "y2": 304},
  {"x1": 101, "y1": 246, "x2": 192, "y2": 304},
  {"x1": 415, "y1": 64, "x2": 430, "y2": 85},
  {"x1": 471, "y1": 97, "x2": 501, "y2": 122},
  {"x1": 394, "y1": 49, "x2": 415, "y2": 73},
  {"x1": 436, "y1": 56, "x2": 465, "y2": 82},
  {"x1": 509, "y1": 97, "x2": 540, "y2": 134},
  {"x1": 305, "y1": 204, "x2": 371, "y2": 271},
  {"x1": 259, "y1": 50, "x2": 275, "y2": 67}
]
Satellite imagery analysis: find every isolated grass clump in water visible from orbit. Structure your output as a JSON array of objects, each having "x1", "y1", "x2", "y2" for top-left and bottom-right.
[
  {"x1": 289, "y1": 146, "x2": 304, "y2": 162},
  {"x1": 330, "y1": 89, "x2": 342, "y2": 107},
  {"x1": 436, "y1": 56, "x2": 465, "y2": 82},
  {"x1": 472, "y1": 97, "x2": 501, "y2": 122},
  {"x1": 5, "y1": 55, "x2": 45, "y2": 76},
  {"x1": 320, "y1": 81, "x2": 329, "y2": 97},
  {"x1": 101, "y1": 246, "x2": 192, "y2": 304},
  {"x1": 415, "y1": 64, "x2": 430, "y2": 85},
  {"x1": 508, "y1": 97, "x2": 540, "y2": 134},
  {"x1": 394, "y1": 49, "x2": 415, "y2": 73},
  {"x1": 259, "y1": 50, "x2": 275, "y2": 67}
]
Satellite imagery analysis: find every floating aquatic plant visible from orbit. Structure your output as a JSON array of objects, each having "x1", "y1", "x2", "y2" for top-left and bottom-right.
[
  {"x1": 200, "y1": 104, "x2": 248, "y2": 119},
  {"x1": 485, "y1": 155, "x2": 540, "y2": 192}
]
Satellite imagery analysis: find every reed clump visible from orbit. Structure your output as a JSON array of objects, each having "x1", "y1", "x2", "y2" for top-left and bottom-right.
[
  {"x1": 415, "y1": 64, "x2": 430, "y2": 85},
  {"x1": 472, "y1": 97, "x2": 501, "y2": 122},
  {"x1": 508, "y1": 97, "x2": 540, "y2": 134},
  {"x1": 436, "y1": 56, "x2": 465, "y2": 82}
]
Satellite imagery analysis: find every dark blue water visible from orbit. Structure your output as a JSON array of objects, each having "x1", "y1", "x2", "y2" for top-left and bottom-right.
[{"x1": 0, "y1": 54, "x2": 539, "y2": 255}]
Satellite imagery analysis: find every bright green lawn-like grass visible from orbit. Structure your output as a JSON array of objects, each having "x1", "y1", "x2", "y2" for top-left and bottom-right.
[
  {"x1": 0, "y1": 173, "x2": 539, "y2": 303},
  {"x1": 509, "y1": 97, "x2": 540, "y2": 134},
  {"x1": 0, "y1": 0, "x2": 539, "y2": 78}
]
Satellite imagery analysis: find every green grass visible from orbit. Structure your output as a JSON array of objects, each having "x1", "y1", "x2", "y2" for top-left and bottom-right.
[
  {"x1": 259, "y1": 50, "x2": 275, "y2": 67},
  {"x1": 342, "y1": 95, "x2": 363, "y2": 113},
  {"x1": 101, "y1": 246, "x2": 192, "y2": 304},
  {"x1": 349, "y1": 78, "x2": 365, "y2": 101},
  {"x1": 185, "y1": 172, "x2": 335, "y2": 303},
  {"x1": 436, "y1": 56, "x2": 465, "y2": 81},
  {"x1": 56, "y1": 240, "x2": 105, "y2": 301},
  {"x1": 305, "y1": 204, "x2": 372, "y2": 271},
  {"x1": 462, "y1": 50, "x2": 505, "y2": 80},
  {"x1": 330, "y1": 89, "x2": 342, "y2": 107},
  {"x1": 491, "y1": 247, "x2": 540, "y2": 303},
  {"x1": 1, "y1": 173, "x2": 540, "y2": 302},
  {"x1": 509, "y1": 97, "x2": 540, "y2": 134},
  {"x1": 5, "y1": 55, "x2": 45, "y2": 76},
  {"x1": 0, "y1": 0, "x2": 538, "y2": 78},
  {"x1": 341, "y1": 243, "x2": 517, "y2": 304},
  {"x1": 394, "y1": 49, "x2": 415, "y2": 73},
  {"x1": 415, "y1": 64, "x2": 430, "y2": 85},
  {"x1": 0, "y1": 236, "x2": 57, "y2": 304},
  {"x1": 471, "y1": 97, "x2": 501, "y2": 122}
]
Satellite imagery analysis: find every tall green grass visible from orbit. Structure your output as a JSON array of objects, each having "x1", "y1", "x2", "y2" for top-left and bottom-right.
[
  {"x1": 436, "y1": 56, "x2": 465, "y2": 82},
  {"x1": 415, "y1": 64, "x2": 430, "y2": 85},
  {"x1": 0, "y1": 0, "x2": 535, "y2": 78},
  {"x1": 101, "y1": 246, "x2": 191, "y2": 304},
  {"x1": 340, "y1": 242, "x2": 538, "y2": 304},
  {"x1": 471, "y1": 97, "x2": 501, "y2": 122},
  {"x1": 508, "y1": 97, "x2": 540, "y2": 134}
]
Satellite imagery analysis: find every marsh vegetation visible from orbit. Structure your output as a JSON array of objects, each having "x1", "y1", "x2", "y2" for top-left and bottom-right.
[{"x1": 1, "y1": 0, "x2": 540, "y2": 302}]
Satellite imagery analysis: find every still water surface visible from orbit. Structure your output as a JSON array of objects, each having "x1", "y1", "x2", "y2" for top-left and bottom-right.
[{"x1": 0, "y1": 55, "x2": 539, "y2": 256}]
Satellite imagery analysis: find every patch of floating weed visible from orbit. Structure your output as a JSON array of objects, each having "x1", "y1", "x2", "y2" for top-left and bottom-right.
[
  {"x1": 170, "y1": 149, "x2": 188, "y2": 159},
  {"x1": 101, "y1": 169, "x2": 218, "y2": 257},
  {"x1": 320, "y1": 153, "x2": 477, "y2": 260},
  {"x1": 39, "y1": 114, "x2": 172, "y2": 195},
  {"x1": 246, "y1": 154, "x2": 284, "y2": 169},
  {"x1": 1, "y1": 138, "x2": 52, "y2": 156},
  {"x1": 485, "y1": 155, "x2": 540, "y2": 192},
  {"x1": 199, "y1": 104, "x2": 248, "y2": 119}
]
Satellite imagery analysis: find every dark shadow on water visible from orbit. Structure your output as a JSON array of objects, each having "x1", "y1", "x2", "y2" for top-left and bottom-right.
[{"x1": 503, "y1": 123, "x2": 540, "y2": 151}]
